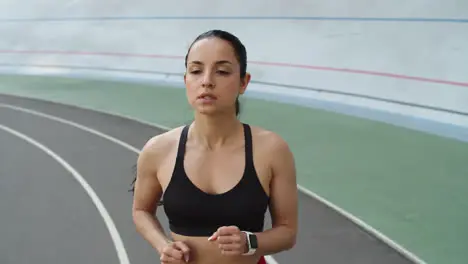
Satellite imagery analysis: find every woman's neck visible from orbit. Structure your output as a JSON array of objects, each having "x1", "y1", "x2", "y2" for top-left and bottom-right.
[{"x1": 192, "y1": 112, "x2": 242, "y2": 150}]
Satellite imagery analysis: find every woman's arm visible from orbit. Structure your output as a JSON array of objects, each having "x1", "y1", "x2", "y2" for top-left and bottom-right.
[
  {"x1": 132, "y1": 137, "x2": 171, "y2": 254},
  {"x1": 255, "y1": 135, "x2": 298, "y2": 256}
]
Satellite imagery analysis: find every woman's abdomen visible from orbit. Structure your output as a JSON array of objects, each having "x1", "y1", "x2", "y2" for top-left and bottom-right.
[{"x1": 171, "y1": 233, "x2": 261, "y2": 264}]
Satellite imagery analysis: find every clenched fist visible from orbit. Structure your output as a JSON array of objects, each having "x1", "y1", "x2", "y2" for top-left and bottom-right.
[
  {"x1": 208, "y1": 226, "x2": 248, "y2": 256},
  {"x1": 159, "y1": 241, "x2": 190, "y2": 263}
]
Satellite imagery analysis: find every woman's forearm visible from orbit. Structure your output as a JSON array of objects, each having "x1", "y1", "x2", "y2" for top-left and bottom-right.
[
  {"x1": 255, "y1": 225, "x2": 296, "y2": 256},
  {"x1": 133, "y1": 210, "x2": 171, "y2": 254}
]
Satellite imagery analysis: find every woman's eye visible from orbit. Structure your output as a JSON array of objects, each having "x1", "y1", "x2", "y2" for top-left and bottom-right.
[{"x1": 188, "y1": 69, "x2": 229, "y2": 75}]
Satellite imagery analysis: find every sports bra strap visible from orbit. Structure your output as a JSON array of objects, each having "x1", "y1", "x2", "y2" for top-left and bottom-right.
[
  {"x1": 177, "y1": 125, "x2": 190, "y2": 160},
  {"x1": 242, "y1": 123, "x2": 254, "y2": 168}
]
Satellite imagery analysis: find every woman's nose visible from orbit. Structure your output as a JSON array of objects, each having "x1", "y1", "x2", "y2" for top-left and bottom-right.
[{"x1": 201, "y1": 72, "x2": 215, "y2": 88}]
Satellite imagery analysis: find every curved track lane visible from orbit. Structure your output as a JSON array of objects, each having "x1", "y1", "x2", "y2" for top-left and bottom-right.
[
  {"x1": 0, "y1": 94, "x2": 415, "y2": 264},
  {"x1": 0, "y1": 125, "x2": 120, "y2": 264}
]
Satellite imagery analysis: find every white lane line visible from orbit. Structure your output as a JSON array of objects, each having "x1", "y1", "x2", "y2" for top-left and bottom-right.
[
  {"x1": 297, "y1": 185, "x2": 427, "y2": 264},
  {"x1": 0, "y1": 123, "x2": 130, "y2": 264},
  {"x1": 0, "y1": 101, "x2": 426, "y2": 264},
  {"x1": 264, "y1": 256, "x2": 279, "y2": 264},
  {"x1": 0, "y1": 104, "x2": 140, "y2": 153}
]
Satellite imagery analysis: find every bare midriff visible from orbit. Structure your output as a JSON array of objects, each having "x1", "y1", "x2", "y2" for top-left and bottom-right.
[{"x1": 171, "y1": 233, "x2": 261, "y2": 264}]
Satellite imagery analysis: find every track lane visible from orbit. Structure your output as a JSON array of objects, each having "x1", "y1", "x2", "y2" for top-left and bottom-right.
[
  {"x1": 0, "y1": 124, "x2": 119, "y2": 264},
  {"x1": 0, "y1": 94, "x2": 415, "y2": 264}
]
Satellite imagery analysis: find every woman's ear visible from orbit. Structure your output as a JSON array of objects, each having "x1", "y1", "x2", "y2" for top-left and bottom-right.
[{"x1": 239, "y1": 72, "x2": 251, "y2": 94}]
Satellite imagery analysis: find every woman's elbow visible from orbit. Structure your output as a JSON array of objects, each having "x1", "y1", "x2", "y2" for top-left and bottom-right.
[
  {"x1": 280, "y1": 226, "x2": 297, "y2": 250},
  {"x1": 132, "y1": 208, "x2": 149, "y2": 231},
  {"x1": 287, "y1": 231, "x2": 297, "y2": 250}
]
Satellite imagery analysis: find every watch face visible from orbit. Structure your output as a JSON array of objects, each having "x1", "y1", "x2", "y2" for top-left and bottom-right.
[{"x1": 249, "y1": 234, "x2": 258, "y2": 249}]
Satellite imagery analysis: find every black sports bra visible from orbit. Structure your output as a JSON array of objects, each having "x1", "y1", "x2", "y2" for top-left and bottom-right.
[{"x1": 162, "y1": 123, "x2": 270, "y2": 236}]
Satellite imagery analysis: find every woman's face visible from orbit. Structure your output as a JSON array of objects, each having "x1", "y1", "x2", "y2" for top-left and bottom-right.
[{"x1": 184, "y1": 37, "x2": 250, "y2": 116}]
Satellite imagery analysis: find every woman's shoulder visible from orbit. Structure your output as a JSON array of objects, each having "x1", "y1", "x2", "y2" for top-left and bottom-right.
[
  {"x1": 248, "y1": 124, "x2": 296, "y2": 180},
  {"x1": 139, "y1": 125, "x2": 185, "y2": 160},
  {"x1": 248, "y1": 124, "x2": 292, "y2": 154}
]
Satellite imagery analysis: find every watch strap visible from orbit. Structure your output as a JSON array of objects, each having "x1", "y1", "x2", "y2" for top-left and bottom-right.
[{"x1": 242, "y1": 231, "x2": 257, "y2": 255}]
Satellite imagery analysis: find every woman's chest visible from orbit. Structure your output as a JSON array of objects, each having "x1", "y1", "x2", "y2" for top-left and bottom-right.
[{"x1": 159, "y1": 146, "x2": 271, "y2": 196}]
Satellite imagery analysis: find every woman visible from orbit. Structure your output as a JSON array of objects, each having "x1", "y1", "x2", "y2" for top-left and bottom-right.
[{"x1": 132, "y1": 29, "x2": 298, "y2": 264}]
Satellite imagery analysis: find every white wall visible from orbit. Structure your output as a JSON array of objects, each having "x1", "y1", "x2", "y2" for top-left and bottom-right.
[{"x1": 1, "y1": 0, "x2": 467, "y2": 127}]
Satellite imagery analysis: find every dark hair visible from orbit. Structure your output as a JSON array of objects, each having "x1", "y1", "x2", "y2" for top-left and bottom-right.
[{"x1": 184, "y1": 29, "x2": 247, "y2": 116}]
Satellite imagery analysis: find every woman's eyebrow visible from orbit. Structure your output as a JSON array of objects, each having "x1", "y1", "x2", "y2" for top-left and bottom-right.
[{"x1": 189, "y1": 60, "x2": 233, "y2": 65}]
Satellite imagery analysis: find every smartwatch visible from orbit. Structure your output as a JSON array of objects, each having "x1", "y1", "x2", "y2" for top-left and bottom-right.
[{"x1": 242, "y1": 231, "x2": 258, "y2": 255}]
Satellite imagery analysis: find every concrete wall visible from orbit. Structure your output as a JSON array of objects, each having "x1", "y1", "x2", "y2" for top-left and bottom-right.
[{"x1": 0, "y1": 0, "x2": 467, "y2": 128}]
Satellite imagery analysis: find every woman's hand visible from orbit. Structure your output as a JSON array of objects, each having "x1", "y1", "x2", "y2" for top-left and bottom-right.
[
  {"x1": 159, "y1": 241, "x2": 191, "y2": 263},
  {"x1": 208, "y1": 226, "x2": 248, "y2": 256}
]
